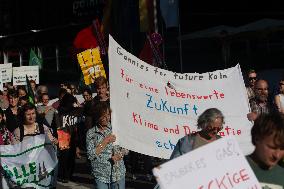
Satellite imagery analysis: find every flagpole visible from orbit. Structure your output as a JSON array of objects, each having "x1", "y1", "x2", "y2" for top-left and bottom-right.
[{"x1": 177, "y1": 0, "x2": 183, "y2": 73}]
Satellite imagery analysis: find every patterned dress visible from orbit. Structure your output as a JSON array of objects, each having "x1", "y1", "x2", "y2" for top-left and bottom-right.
[{"x1": 86, "y1": 124, "x2": 126, "y2": 183}]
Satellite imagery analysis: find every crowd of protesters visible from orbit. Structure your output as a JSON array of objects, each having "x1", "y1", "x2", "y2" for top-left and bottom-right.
[{"x1": 0, "y1": 69, "x2": 284, "y2": 188}]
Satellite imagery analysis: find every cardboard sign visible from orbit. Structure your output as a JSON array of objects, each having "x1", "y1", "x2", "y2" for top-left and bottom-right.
[
  {"x1": 12, "y1": 66, "x2": 39, "y2": 86},
  {"x1": 0, "y1": 63, "x2": 12, "y2": 83},
  {"x1": 77, "y1": 48, "x2": 106, "y2": 85},
  {"x1": 108, "y1": 35, "x2": 253, "y2": 159},
  {"x1": 153, "y1": 136, "x2": 261, "y2": 189}
]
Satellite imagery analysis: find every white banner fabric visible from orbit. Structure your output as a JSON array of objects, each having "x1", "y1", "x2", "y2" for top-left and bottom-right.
[
  {"x1": 12, "y1": 66, "x2": 39, "y2": 86},
  {"x1": 109, "y1": 35, "x2": 253, "y2": 159},
  {"x1": 0, "y1": 134, "x2": 57, "y2": 188},
  {"x1": 0, "y1": 63, "x2": 12, "y2": 83},
  {"x1": 153, "y1": 136, "x2": 261, "y2": 189}
]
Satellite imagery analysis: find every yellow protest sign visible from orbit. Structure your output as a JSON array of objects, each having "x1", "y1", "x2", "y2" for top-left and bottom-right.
[{"x1": 77, "y1": 48, "x2": 106, "y2": 85}]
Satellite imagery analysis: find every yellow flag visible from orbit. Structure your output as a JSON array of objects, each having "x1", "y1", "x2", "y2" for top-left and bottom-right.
[{"x1": 77, "y1": 48, "x2": 106, "y2": 85}]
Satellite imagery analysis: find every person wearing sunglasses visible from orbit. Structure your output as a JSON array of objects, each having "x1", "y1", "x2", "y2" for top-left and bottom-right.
[
  {"x1": 246, "y1": 69, "x2": 257, "y2": 100},
  {"x1": 274, "y1": 78, "x2": 284, "y2": 114}
]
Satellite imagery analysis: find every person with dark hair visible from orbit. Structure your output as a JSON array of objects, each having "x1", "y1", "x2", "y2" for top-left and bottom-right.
[
  {"x1": 0, "y1": 107, "x2": 13, "y2": 145},
  {"x1": 246, "y1": 113, "x2": 284, "y2": 188},
  {"x1": 13, "y1": 103, "x2": 57, "y2": 144},
  {"x1": 17, "y1": 86, "x2": 27, "y2": 98},
  {"x1": 52, "y1": 88, "x2": 67, "y2": 110},
  {"x1": 29, "y1": 79, "x2": 37, "y2": 95},
  {"x1": 246, "y1": 69, "x2": 257, "y2": 100},
  {"x1": 86, "y1": 101, "x2": 128, "y2": 189},
  {"x1": 68, "y1": 84, "x2": 78, "y2": 96},
  {"x1": 53, "y1": 93, "x2": 83, "y2": 183},
  {"x1": 82, "y1": 87, "x2": 93, "y2": 103},
  {"x1": 4, "y1": 89, "x2": 21, "y2": 132},
  {"x1": 18, "y1": 95, "x2": 29, "y2": 107},
  {"x1": 81, "y1": 87, "x2": 93, "y2": 113}
]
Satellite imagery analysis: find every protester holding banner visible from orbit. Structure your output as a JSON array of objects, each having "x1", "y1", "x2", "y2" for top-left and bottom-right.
[
  {"x1": 0, "y1": 108, "x2": 13, "y2": 145},
  {"x1": 170, "y1": 108, "x2": 225, "y2": 159},
  {"x1": 54, "y1": 93, "x2": 83, "y2": 183},
  {"x1": 86, "y1": 101, "x2": 127, "y2": 189},
  {"x1": 13, "y1": 103, "x2": 58, "y2": 145},
  {"x1": 246, "y1": 113, "x2": 284, "y2": 188}
]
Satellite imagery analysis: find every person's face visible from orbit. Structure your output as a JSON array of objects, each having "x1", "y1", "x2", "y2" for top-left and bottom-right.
[
  {"x1": 83, "y1": 92, "x2": 92, "y2": 101},
  {"x1": 8, "y1": 96, "x2": 19, "y2": 107},
  {"x1": 205, "y1": 117, "x2": 224, "y2": 138},
  {"x1": 24, "y1": 108, "x2": 36, "y2": 125},
  {"x1": 39, "y1": 87, "x2": 48, "y2": 95},
  {"x1": 19, "y1": 99, "x2": 28, "y2": 107},
  {"x1": 42, "y1": 94, "x2": 49, "y2": 106},
  {"x1": 18, "y1": 89, "x2": 26, "y2": 98},
  {"x1": 98, "y1": 109, "x2": 111, "y2": 128},
  {"x1": 70, "y1": 85, "x2": 76, "y2": 94},
  {"x1": 96, "y1": 84, "x2": 108, "y2": 99},
  {"x1": 255, "y1": 80, "x2": 269, "y2": 102},
  {"x1": 254, "y1": 133, "x2": 284, "y2": 169},
  {"x1": 248, "y1": 72, "x2": 257, "y2": 87},
  {"x1": 30, "y1": 82, "x2": 36, "y2": 90},
  {"x1": 66, "y1": 88, "x2": 72, "y2": 94},
  {"x1": 60, "y1": 84, "x2": 67, "y2": 89}
]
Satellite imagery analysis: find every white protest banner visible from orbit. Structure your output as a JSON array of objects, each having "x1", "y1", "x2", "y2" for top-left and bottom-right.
[
  {"x1": 153, "y1": 136, "x2": 261, "y2": 189},
  {"x1": 109, "y1": 35, "x2": 253, "y2": 159},
  {"x1": 12, "y1": 66, "x2": 39, "y2": 86},
  {"x1": 0, "y1": 134, "x2": 57, "y2": 188},
  {"x1": 0, "y1": 63, "x2": 12, "y2": 83}
]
